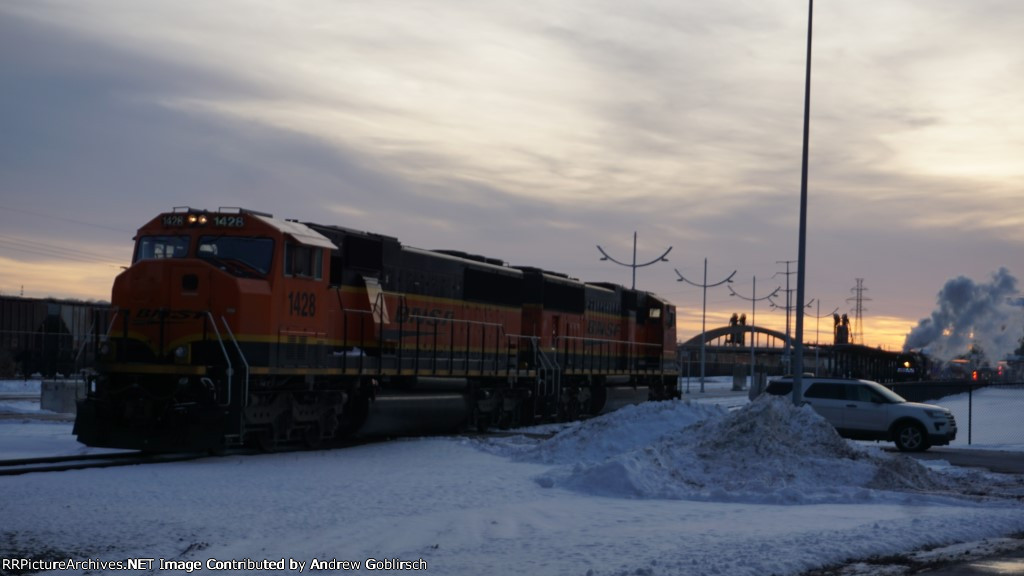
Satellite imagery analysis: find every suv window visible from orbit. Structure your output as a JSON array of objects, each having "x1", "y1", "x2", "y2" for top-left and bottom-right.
[
  {"x1": 805, "y1": 383, "x2": 844, "y2": 400},
  {"x1": 849, "y1": 384, "x2": 879, "y2": 403}
]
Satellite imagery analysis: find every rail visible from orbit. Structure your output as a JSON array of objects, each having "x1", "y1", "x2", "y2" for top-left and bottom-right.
[{"x1": 0, "y1": 451, "x2": 205, "y2": 476}]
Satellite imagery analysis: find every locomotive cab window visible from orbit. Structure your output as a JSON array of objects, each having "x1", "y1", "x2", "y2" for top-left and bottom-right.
[
  {"x1": 134, "y1": 236, "x2": 190, "y2": 262},
  {"x1": 197, "y1": 236, "x2": 274, "y2": 277},
  {"x1": 285, "y1": 243, "x2": 323, "y2": 280}
]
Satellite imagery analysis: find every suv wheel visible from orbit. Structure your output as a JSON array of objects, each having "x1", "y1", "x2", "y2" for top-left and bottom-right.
[{"x1": 894, "y1": 422, "x2": 929, "y2": 452}]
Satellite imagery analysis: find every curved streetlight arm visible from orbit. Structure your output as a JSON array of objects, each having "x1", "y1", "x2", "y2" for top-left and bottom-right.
[
  {"x1": 597, "y1": 245, "x2": 672, "y2": 268},
  {"x1": 810, "y1": 306, "x2": 840, "y2": 319},
  {"x1": 768, "y1": 296, "x2": 813, "y2": 310},
  {"x1": 675, "y1": 269, "x2": 736, "y2": 288},
  {"x1": 729, "y1": 285, "x2": 780, "y2": 302},
  {"x1": 596, "y1": 232, "x2": 672, "y2": 290}
]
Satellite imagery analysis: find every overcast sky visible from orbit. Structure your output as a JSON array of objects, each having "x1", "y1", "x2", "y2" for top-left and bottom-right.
[{"x1": 2, "y1": 0, "x2": 1022, "y2": 353}]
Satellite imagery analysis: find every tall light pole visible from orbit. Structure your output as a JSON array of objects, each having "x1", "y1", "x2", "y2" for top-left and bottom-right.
[
  {"x1": 676, "y1": 258, "x2": 736, "y2": 392},
  {"x1": 729, "y1": 276, "x2": 780, "y2": 390},
  {"x1": 793, "y1": 0, "x2": 814, "y2": 406},
  {"x1": 596, "y1": 231, "x2": 672, "y2": 290}
]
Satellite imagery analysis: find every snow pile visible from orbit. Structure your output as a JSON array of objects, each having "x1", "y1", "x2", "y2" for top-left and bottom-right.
[
  {"x1": 506, "y1": 399, "x2": 725, "y2": 465},
  {"x1": 4, "y1": 385, "x2": 1024, "y2": 576},
  {"x1": 526, "y1": 396, "x2": 957, "y2": 503}
]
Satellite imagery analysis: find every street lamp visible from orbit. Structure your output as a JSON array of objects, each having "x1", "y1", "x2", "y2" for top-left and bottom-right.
[
  {"x1": 793, "y1": 0, "x2": 814, "y2": 406},
  {"x1": 676, "y1": 258, "x2": 736, "y2": 392},
  {"x1": 596, "y1": 231, "x2": 672, "y2": 290}
]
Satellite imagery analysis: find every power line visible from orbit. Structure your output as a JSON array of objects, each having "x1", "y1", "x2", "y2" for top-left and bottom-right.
[
  {"x1": 0, "y1": 234, "x2": 126, "y2": 266},
  {"x1": 0, "y1": 205, "x2": 130, "y2": 234}
]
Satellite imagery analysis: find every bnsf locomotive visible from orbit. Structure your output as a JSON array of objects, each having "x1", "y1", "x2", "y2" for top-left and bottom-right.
[{"x1": 74, "y1": 207, "x2": 679, "y2": 452}]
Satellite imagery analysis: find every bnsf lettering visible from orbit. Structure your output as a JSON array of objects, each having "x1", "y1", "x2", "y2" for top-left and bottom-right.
[
  {"x1": 400, "y1": 306, "x2": 454, "y2": 325},
  {"x1": 587, "y1": 319, "x2": 621, "y2": 338},
  {"x1": 288, "y1": 291, "x2": 317, "y2": 317}
]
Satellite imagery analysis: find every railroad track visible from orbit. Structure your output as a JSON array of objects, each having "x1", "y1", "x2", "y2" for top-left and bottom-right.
[
  {"x1": 0, "y1": 451, "x2": 208, "y2": 476},
  {"x1": 0, "y1": 427, "x2": 556, "y2": 476}
]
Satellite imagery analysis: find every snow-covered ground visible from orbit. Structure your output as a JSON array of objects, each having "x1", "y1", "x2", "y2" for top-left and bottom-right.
[{"x1": 3, "y1": 378, "x2": 1024, "y2": 576}]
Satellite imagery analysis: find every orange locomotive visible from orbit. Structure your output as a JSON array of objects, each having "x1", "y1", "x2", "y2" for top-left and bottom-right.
[{"x1": 75, "y1": 207, "x2": 679, "y2": 451}]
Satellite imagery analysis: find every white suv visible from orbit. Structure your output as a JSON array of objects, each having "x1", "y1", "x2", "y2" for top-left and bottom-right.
[{"x1": 765, "y1": 377, "x2": 957, "y2": 452}]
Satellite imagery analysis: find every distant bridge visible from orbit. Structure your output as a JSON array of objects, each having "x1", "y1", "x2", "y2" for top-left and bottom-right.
[
  {"x1": 679, "y1": 325, "x2": 792, "y2": 349},
  {"x1": 678, "y1": 324, "x2": 910, "y2": 384}
]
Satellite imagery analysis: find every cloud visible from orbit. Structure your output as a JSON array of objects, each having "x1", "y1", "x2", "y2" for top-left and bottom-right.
[{"x1": 2, "y1": 0, "x2": 1024, "y2": 352}]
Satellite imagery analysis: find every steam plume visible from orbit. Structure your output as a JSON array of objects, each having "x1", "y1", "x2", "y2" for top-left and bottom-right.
[{"x1": 903, "y1": 268, "x2": 1024, "y2": 363}]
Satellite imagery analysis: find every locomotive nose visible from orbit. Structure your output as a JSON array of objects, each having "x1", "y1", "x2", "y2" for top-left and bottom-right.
[{"x1": 121, "y1": 260, "x2": 211, "y2": 309}]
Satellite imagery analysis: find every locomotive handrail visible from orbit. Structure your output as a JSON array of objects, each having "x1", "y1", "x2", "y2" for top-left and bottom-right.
[
  {"x1": 204, "y1": 312, "x2": 234, "y2": 408},
  {"x1": 219, "y1": 316, "x2": 250, "y2": 409},
  {"x1": 530, "y1": 336, "x2": 561, "y2": 418},
  {"x1": 101, "y1": 309, "x2": 118, "y2": 352},
  {"x1": 406, "y1": 314, "x2": 513, "y2": 376},
  {"x1": 73, "y1": 314, "x2": 102, "y2": 369},
  {"x1": 554, "y1": 335, "x2": 668, "y2": 375}
]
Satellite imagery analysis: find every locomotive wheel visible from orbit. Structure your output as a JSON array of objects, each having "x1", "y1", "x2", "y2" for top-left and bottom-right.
[
  {"x1": 338, "y1": 393, "x2": 370, "y2": 436},
  {"x1": 254, "y1": 427, "x2": 278, "y2": 453}
]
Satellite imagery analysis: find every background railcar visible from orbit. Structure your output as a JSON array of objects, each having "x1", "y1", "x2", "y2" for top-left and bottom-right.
[
  {"x1": 0, "y1": 296, "x2": 111, "y2": 378},
  {"x1": 75, "y1": 207, "x2": 679, "y2": 452}
]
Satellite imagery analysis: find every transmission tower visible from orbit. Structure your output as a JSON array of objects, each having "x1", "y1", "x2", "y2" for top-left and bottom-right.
[{"x1": 847, "y1": 278, "x2": 871, "y2": 345}]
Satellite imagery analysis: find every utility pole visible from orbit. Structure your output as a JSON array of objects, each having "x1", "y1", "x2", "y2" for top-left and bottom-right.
[
  {"x1": 773, "y1": 260, "x2": 797, "y2": 343},
  {"x1": 809, "y1": 300, "x2": 838, "y2": 376},
  {"x1": 729, "y1": 276, "x2": 780, "y2": 391},
  {"x1": 770, "y1": 293, "x2": 812, "y2": 374},
  {"x1": 676, "y1": 258, "x2": 736, "y2": 392},
  {"x1": 596, "y1": 232, "x2": 672, "y2": 290},
  {"x1": 771, "y1": 260, "x2": 797, "y2": 373}
]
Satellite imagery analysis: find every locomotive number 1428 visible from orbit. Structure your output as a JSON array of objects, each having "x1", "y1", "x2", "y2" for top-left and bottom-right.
[{"x1": 287, "y1": 291, "x2": 317, "y2": 317}]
